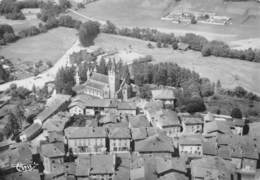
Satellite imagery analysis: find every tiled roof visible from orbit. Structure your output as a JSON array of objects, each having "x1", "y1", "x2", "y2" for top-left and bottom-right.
[
  {"x1": 115, "y1": 153, "x2": 131, "y2": 180},
  {"x1": 178, "y1": 135, "x2": 203, "y2": 145},
  {"x1": 159, "y1": 172, "x2": 188, "y2": 180},
  {"x1": 129, "y1": 115, "x2": 151, "y2": 128},
  {"x1": 42, "y1": 112, "x2": 70, "y2": 132},
  {"x1": 69, "y1": 99, "x2": 117, "y2": 109},
  {"x1": 41, "y1": 142, "x2": 65, "y2": 158},
  {"x1": 85, "y1": 80, "x2": 107, "y2": 90},
  {"x1": 37, "y1": 94, "x2": 71, "y2": 123},
  {"x1": 65, "y1": 127, "x2": 107, "y2": 139},
  {"x1": 90, "y1": 72, "x2": 109, "y2": 84},
  {"x1": 135, "y1": 134, "x2": 174, "y2": 153},
  {"x1": 75, "y1": 155, "x2": 91, "y2": 176},
  {"x1": 204, "y1": 121, "x2": 231, "y2": 135},
  {"x1": 190, "y1": 156, "x2": 235, "y2": 179},
  {"x1": 117, "y1": 102, "x2": 136, "y2": 110},
  {"x1": 202, "y1": 141, "x2": 217, "y2": 156},
  {"x1": 108, "y1": 127, "x2": 131, "y2": 139},
  {"x1": 157, "y1": 110, "x2": 181, "y2": 127},
  {"x1": 90, "y1": 154, "x2": 115, "y2": 175},
  {"x1": 217, "y1": 146, "x2": 231, "y2": 160},
  {"x1": 155, "y1": 157, "x2": 187, "y2": 175},
  {"x1": 151, "y1": 89, "x2": 176, "y2": 100},
  {"x1": 181, "y1": 115, "x2": 203, "y2": 125},
  {"x1": 21, "y1": 122, "x2": 42, "y2": 140},
  {"x1": 131, "y1": 128, "x2": 148, "y2": 141}
]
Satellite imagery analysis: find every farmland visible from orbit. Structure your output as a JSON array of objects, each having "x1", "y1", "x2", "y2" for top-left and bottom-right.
[
  {"x1": 70, "y1": 0, "x2": 260, "y2": 49},
  {"x1": 0, "y1": 27, "x2": 77, "y2": 78},
  {"x1": 94, "y1": 33, "x2": 260, "y2": 95}
]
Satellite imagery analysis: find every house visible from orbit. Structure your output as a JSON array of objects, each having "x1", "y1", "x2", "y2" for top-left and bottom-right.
[
  {"x1": 36, "y1": 94, "x2": 71, "y2": 123},
  {"x1": 108, "y1": 127, "x2": 131, "y2": 153},
  {"x1": 20, "y1": 122, "x2": 42, "y2": 142},
  {"x1": 190, "y1": 156, "x2": 236, "y2": 180},
  {"x1": 117, "y1": 102, "x2": 137, "y2": 115},
  {"x1": 154, "y1": 156, "x2": 187, "y2": 178},
  {"x1": 154, "y1": 110, "x2": 182, "y2": 138},
  {"x1": 128, "y1": 114, "x2": 151, "y2": 128},
  {"x1": 178, "y1": 135, "x2": 203, "y2": 158},
  {"x1": 114, "y1": 153, "x2": 131, "y2": 180},
  {"x1": 21, "y1": 94, "x2": 71, "y2": 141},
  {"x1": 135, "y1": 134, "x2": 175, "y2": 157},
  {"x1": 65, "y1": 127, "x2": 107, "y2": 155},
  {"x1": 89, "y1": 154, "x2": 115, "y2": 180},
  {"x1": 204, "y1": 120, "x2": 232, "y2": 138},
  {"x1": 131, "y1": 128, "x2": 148, "y2": 142},
  {"x1": 229, "y1": 118, "x2": 245, "y2": 136},
  {"x1": 75, "y1": 154, "x2": 115, "y2": 180},
  {"x1": 180, "y1": 114, "x2": 203, "y2": 135},
  {"x1": 68, "y1": 98, "x2": 117, "y2": 116},
  {"x1": 42, "y1": 112, "x2": 70, "y2": 133},
  {"x1": 73, "y1": 65, "x2": 117, "y2": 99},
  {"x1": 202, "y1": 141, "x2": 217, "y2": 157},
  {"x1": 151, "y1": 89, "x2": 176, "y2": 109},
  {"x1": 40, "y1": 142, "x2": 65, "y2": 174}
]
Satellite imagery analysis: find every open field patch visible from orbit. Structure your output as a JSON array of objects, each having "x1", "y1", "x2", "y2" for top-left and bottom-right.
[
  {"x1": 94, "y1": 33, "x2": 260, "y2": 95},
  {"x1": 0, "y1": 27, "x2": 77, "y2": 78},
  {"x1": 69, "y1": 0, "x2": 260, "y2": 48},
  {"x1": 0, "y1": 16, "x2": 41, "y2": 33}
]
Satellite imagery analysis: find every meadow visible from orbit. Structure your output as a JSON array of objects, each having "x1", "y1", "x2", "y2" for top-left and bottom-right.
[
  {"x1": 94, "y1": 33, "x2": 260, "y2": 95},
  {"x1": 0, "y1": 27, "x2": 77, "y2": 65},
  {"x1": 70, "y1": 0, "x2": 260, "y2": 49}
]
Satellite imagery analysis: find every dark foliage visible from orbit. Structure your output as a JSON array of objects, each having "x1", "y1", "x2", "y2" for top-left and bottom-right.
[
  {"x1": 231, "y1": 107, "x2": 243, "y2": 118},
  {"x1": 79, "y1": 21, "x2": 100, "y2": 47}
]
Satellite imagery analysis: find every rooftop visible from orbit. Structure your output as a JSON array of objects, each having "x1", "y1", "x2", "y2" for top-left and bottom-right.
[
  {"x1": 65, "y1": 127, "x2": 108, "y2": 139},
  {"x1": 90, "y1": 154, "x2": 115, "y2": 175},
  {"x1": 90, "y1": 72, "x2": 109, "y2": 84},
  {"x1": 41, "y1": 142, "x2": 65, "y2": 158},
  {"x1": 135, "y1": 134, "x2": 174, "y2": 153},
  {"x1": 108, "y1": 127, "x2": 131, "y2": 139}
]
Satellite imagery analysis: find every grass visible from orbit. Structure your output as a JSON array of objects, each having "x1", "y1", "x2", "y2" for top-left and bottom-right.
[
  {"x1": 94, "y1": 33, "x2": 260, "y2": 95},
  {"x1": 0, "y1": 27, "x2": 77, "y2": 64},
  {"x1": 0, "y1": 16, "x2": 41, "y2": 33},
  {"x1": 69, "y1": 0, "x2": 260, "y2": 48}
]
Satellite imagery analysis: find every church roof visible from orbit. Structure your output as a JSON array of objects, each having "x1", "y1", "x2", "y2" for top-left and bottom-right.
[
  {"x1": 90, "y1": 72, "x2": 109, "y2": 84},
  {"x1": 85, "y1": 81, "x2": 107, "y2": 90}
]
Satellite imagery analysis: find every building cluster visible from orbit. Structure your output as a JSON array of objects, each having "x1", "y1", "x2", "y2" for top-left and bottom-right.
[
  {"x1": 161, "y1": 10, "x2": 231, "y2": 25},
  {"x1": 0, "y1": 56, "x2": 259, "y2": 180}
]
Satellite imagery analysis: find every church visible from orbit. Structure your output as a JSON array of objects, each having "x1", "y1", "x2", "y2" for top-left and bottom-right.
[{"x1": 73, "y1": 65, "x2": 116, "y2": 99}]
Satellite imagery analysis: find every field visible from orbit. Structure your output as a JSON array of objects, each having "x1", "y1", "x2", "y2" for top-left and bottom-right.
[
  {"x1": 0, "y1": 16, "x2": 41, "y2": 33},
  {"x1": 0, "y1": 27, "x2": 77, "y2": 79},
  {"x1": 94, "y1": 33, "x2": 260, "y2": 95},
  {"x1": 70, "y1": 0, "x2": 260, "y2": 49}
]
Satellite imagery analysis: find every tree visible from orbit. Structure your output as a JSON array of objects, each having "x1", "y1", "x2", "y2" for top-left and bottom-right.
[
  {"x1": 55, "y1": 67, "x2": 75, "y2": 95},
  {"x1": 103, "y1": 20, "x2": 117, "y2": 34},
  {"x1": 234, "y1": 86, "x2": 247, "y2": 98},
  {"x1": 97, "y1": 57, "x2": 107, "y2": 75},
  {"x1": 186, "y1": 97, "x2": 206, "y2": 114},
  {"x1": 191, "y1": 16, "x2": 197, "y2": 24},
  {"x1": 79, "y1": 21, "x2": 100, "y2": 47},
  {"x1": 231, "y1": 108, "x2": 242, "y2": 119}
]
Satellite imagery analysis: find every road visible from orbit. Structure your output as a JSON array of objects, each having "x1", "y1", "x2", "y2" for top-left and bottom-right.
[
  {"x1": 68, "y1": 9, "x2": 106, "y2": 25},
  {"x1": 0, "y1": 40, "x2": 85, "y2": 92}
]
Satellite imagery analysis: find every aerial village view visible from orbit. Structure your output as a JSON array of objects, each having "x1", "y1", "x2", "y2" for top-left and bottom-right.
[{"x1": 0, "y1": 0, "x2": 260, "y2": 180}]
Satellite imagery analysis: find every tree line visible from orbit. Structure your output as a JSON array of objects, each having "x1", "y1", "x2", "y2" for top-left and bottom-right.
[{"x1": 102, "y1": 21, "x2": 260, "y2": 63}]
